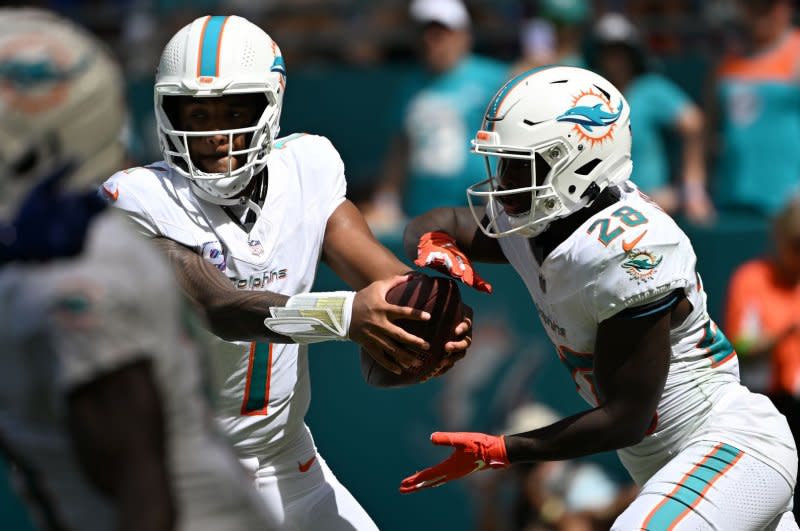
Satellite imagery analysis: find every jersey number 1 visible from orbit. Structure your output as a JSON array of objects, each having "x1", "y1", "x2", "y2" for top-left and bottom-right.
[{"x1": 241, "y1": 342, "x2": 272, "y2": 415}]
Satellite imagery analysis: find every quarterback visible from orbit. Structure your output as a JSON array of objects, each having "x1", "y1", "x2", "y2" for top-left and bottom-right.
[
  {"x1": 104, "y1": 14, "x2": 470, "y2": 530},
  {"x1": 0, "y1": 9, "x2": 274, "y2": 531},
  {"x1": 401, "y1": 66, "x2": 798, "y2": 530}
]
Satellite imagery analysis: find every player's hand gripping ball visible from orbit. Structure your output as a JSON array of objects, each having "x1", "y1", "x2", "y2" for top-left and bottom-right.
[{"x1": 361, "y1": 273, "x2": 466, "y2": 387}]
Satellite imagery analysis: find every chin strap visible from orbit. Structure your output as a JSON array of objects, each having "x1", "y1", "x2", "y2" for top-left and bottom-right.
[{"x1": 189, "y1": 180, "x2": 263, "y2": 219}]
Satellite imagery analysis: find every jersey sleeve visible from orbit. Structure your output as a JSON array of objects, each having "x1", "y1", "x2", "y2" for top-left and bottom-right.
[
  {"x1": 48, "y1": 279, "x2": 160, "y2": 391},
  {"x1": 584, "y1": 209, "x2": 696, "y2": 323},
  {"x1": 289, "y1": 134, "x2": 347, "y2": 223},
  {"x1": 100, "y1": 171, "x2": 160, "y2": 238},
  {"x1": 101, "y1": 166, "x2": 199, "y2": 247},
  {"x1": 47, "y1": 215, "x2": 174, "y2": 391}
]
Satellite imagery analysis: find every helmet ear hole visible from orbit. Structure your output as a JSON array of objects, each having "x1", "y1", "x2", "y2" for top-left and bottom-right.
[{"x1": 575, "y1": 158, "x2": 602, "y2": 176}]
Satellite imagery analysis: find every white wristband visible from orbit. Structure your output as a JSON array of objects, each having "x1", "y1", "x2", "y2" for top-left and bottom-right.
[{"x1": 264, "y1": 291, "x2": 356, "y2": 344}]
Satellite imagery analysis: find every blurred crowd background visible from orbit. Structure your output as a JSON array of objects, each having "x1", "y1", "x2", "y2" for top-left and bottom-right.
[{"x1": 5, "y1": 0, "x2": 800, "y2": 530}]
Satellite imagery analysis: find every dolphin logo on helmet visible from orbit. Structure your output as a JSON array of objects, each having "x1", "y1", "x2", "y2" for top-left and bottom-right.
[{"x1": 556, "y1": 100, "x2": 624, "y2": 132}]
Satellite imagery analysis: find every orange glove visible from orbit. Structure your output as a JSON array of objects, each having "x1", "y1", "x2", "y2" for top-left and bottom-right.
[
  {"x1": 399, "y1": 432, "x2": 509, "y2": 493},
  {"x1": 414, "y1": 232, "x2": 493, "y2": 294}
]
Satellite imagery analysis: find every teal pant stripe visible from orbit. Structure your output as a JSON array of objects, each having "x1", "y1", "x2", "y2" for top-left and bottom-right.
[
  {"x1": 199, "y1": 16, "x2": 227, "y2": 77},
  {"x1": 646, "y1": 444, "x2": 741, "y2": 529},
  {"x1": 244, "y1": 343, "x2": 270, "y2": 412}
]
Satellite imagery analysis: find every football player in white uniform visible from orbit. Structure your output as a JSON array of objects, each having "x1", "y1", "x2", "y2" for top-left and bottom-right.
[
  {"x1": 400, "y1": 66, "x2": 799, "y2": 530},
  {"x1": 103, "y1": 14, "x2": 471, "y2": 530},
  {"x1": 0, "y1": 8, "x2": 276, "y2": 531}
]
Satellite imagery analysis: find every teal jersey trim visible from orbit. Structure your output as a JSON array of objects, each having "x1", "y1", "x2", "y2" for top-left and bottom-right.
[
  {"x1": 242, "y1": 343, "x2": 271, "y2": 414},
  {"x1": 698, "y1": 320, "x2": 736, "y2": 367}
]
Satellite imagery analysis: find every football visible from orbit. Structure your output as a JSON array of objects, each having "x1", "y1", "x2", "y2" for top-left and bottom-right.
[{"x1": 360, "y1": 273, "x2": 464, "y2": 387}]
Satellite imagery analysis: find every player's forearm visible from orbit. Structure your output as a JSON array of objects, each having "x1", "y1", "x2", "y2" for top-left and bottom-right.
[
  {"x1": 203, "y1": 290, "x2": 291, "y2": 342},
  {"x1": 152, "y1": 237, "x2": 291, "y2": 342},
  {"x1": 404, "y1": 208, "x2": 459, "y2": 261},
  {"x1": 404, "y1": 207, "x2": 507, "y2": 264},
  {"x1": 177, "y1": 268, "x2": 291, "y2": 342},
  {"x1": 679, "y1": 109, "x2": 706, "y2": 187},
  {"x1": 504, "y1": 404, "x2": 651, "y2": 462},
  {"x1": 117, "y1": 462, "x2": 176, "y2": 531}
]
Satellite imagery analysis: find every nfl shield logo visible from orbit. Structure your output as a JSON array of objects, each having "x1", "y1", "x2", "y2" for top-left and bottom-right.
[{"x1": 248, "y1": 239, "x2": 264, "y2": 256}]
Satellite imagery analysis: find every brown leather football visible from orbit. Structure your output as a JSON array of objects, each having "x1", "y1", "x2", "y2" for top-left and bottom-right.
[{"x1": 360, "y1": 273, "x2": 464, "y2": 387}]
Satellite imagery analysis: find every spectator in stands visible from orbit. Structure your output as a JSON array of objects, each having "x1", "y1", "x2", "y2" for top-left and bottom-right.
[
  {"x1": 512, "y1": 0, "x2": 590, "y2": 75},
  {"x1": 710, "y1": 0, "x2": 800, "y2": 218},
  {"x1": 363, "y1": 0, "x2": 508, "y2": 235},
  {"x1": 589, "y1": 13, "x2": 713, "y2": 223},
  {"x1": 725, "y1": 196, "x2": 800, "y2": 506}
]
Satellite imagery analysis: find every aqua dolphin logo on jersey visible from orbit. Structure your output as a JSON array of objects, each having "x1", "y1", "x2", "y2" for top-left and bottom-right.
[
  {"x1": 621, "y1": 250, "x2": 663, "y2": 281},
  {"x1": 201, "y1": 241, "x2": 227, "y2": 272},
  {"x1": 556, "y1": 86, "x2": 623, "y2": 146},
  {"x1": 0, "y1": 34, "x2": 90, "y2": 113}
]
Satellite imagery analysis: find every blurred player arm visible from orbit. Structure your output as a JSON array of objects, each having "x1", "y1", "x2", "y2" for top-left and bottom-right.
[
  {"x1": 725, "y1": 270, "x2": 797, "y2": 359},
  {"x1": 66, "y1": 360, "x2": 175, "y2": 531},
  {"x1": 152, "y1": 236, "x2": 290, "y2": 343},
  {"x1": 403, "y1": 206, "x2": 506, "y2": 264},
  {"x1": 675, "y1": 104, "x2": 714, "y2": 223},
  {"x1": 362, "y1": 134, "x2": 409, "y2": 231},
  {"x1": 504, "y1": 293, "x2": 677, "y2": 461}
]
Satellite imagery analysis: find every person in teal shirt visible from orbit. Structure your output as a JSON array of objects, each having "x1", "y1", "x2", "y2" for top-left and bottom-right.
[
  {"x1": 590, "y1": 13, "x2": 713, "y2": 224},
  {"x1": 512, "y1": 0, "x2": 590, "y2": 75},
  {"x1": 364, "y1": 0, "x2": 508, "y2": 233},
  {"x1": 712, "y1": 0, "x2": 800, "y2": 218}
]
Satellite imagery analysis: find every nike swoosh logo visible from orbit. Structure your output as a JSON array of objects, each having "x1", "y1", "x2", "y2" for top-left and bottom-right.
[
  {"x1": 101, "y1": 183, "x2": 119, "y2": 202},
  {"x1": 297, "y1": 455, "x2": 316, "y2": 473},
  {"x1": 622, "y1": 230, "x2": 647, "y2": 253}
]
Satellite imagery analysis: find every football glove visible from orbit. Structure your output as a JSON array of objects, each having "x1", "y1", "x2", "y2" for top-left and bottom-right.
[
  {"x1": 414, "y1": 231, "x2": 492, "y2": 294},
  {"x1": 399, "y1": 432, "x2": 509, "y2": 493},
  {"x1": 0, "y1": 163, "x2": 107, "y2": 265}
]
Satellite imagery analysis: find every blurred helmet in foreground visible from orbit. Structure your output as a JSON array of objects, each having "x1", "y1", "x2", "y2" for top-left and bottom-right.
[{"x1": 0, "y1": 8, "x2": 126, "y2": 217}]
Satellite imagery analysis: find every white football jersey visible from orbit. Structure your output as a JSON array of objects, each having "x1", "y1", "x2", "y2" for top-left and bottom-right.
[
  {"x1": 498, "y1": 181, "x2": 797, "y2": 486},
  {"x1": 103, "y1": 133, "x2": 347, "y2": 457},
  {"x1": 0, "y1": 211, "x2": 272, "y2": 530}
]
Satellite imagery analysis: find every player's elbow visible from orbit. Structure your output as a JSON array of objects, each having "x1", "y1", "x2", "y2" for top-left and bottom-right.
[
  {"x1": 605, "y1": 403, "x2": 656, "y2": 448},
  {"x1": 201, "y1": 303, "x2": 243, "y2": 341}
]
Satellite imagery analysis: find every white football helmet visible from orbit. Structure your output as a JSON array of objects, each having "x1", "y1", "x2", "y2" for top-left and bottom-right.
[
  {"x1": 154, "y1": 15, "x2": 286, "y2": 203},
  {"x1": 0, "y1": 8, "x2": 126, "y2": 217},
  {"x1": 467, "y1": 66, "x2": 632, "y2": 238}
]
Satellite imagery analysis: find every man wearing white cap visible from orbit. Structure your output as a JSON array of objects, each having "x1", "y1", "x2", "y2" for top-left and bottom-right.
[{"x1": 364, "y1": 0, "x2": 508, "y2": 233}]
